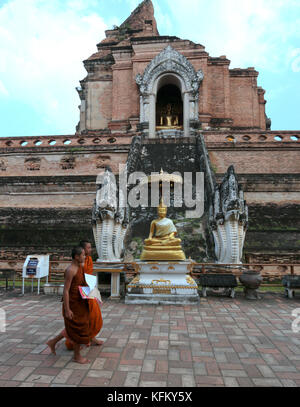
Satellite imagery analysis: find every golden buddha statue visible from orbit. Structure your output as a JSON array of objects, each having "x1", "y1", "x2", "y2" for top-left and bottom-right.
[
  {"x1": 165, "y1": 104, "x2": 173, "y2": 127},
  {"x1": 157, "y1": 103, "x2": 181, "y2": 129},
  {"x1": 140, "y1": 199, "x2": 186, "y2": 261}
]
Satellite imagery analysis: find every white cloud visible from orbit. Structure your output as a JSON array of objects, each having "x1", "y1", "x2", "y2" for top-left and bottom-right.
[
  {"x1": 290, "y1": 48, "x2": 300, "y2": 72},
  {"x1": 0, "y1": 79, "x2": 9, "y2": 97},
  {"x1": 163, "y1": 0, "x2": 300, "y2": 72},
  {"x1": 0, "y1": 0, "x2": 107, "y2": 133},
  {"x1": 0, "y1": 0, "x2": 299, "y2": 135}
]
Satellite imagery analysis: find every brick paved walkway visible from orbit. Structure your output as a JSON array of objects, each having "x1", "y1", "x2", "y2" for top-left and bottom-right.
[{"x1": 0, "y1": 289, "x2": 299, "y2": 387}]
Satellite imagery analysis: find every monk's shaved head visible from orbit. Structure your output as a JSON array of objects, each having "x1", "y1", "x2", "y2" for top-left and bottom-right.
[
  {"x1": 79, "y1": 240, "x2": 91, "y2": 249},
  {"x1": 71, "y1": 246, "x2": 84, "y2": 259}
]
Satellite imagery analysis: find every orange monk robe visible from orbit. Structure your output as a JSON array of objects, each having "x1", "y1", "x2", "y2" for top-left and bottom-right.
[
  {"x1": 84, "y1": 255, "x2": 103, "y2": 338},
  {"x1": 65, "y1": 256, "x2": 103, "y2": 350},
  {"x1": 62, "y1": 265, "x2": 90, "y2": 346}
]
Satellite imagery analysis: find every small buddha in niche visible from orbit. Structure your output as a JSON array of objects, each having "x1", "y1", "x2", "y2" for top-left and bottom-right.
[
  {"x1": 165, "y1": 104, "x2": 173, "y2": 127},
  {"x1": 158, "y1": 103, "x2": 180, "y2": 128},
  {"x1": 140, "y1": 199, "x2": 186, "y2": 261}
]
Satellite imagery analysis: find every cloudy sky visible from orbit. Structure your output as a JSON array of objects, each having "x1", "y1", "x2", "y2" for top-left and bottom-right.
[{"x1": 0, "y1": 0, "x2": 299, "y2": 137}]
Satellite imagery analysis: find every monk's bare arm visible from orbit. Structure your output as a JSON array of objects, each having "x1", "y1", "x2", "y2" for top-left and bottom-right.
[{"x1": 63, "y1": 266, "x2": 77, "y2": 320}]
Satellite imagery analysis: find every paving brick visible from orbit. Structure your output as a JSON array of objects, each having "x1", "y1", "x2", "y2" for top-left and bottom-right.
[
  {"x1": 214, "y1": 352, "x2": 227, "y2": 363},
  {"x1": 224, "y1": 377, "x2": 239, "y2": 387},
  {"x1": 140, "y1": 381, "x2": 167, "y2": 387},
  {"x1": 194, "y1": 363, "x2": 207, "y2": 376},
  {"x1": 53, "y1": 356, "x2": 72, "y2": 368},
  {"x1": 237, "y1": 378, "x2": 255, "y2": 387},
  {"x1": 124, "y1": 372, "x2": 140, "y2": 387},
  {"x1": 0, "y1": 366, "x2": 23, "y2": 380},
  {"x1": 1, "y1": 292, "x2": 300, "y2": 388},
  {"x1": 274, "y1": 372, "x2": 300, "y2": 380},
  {"x1": 90, "y1": 358, "x2": 106, "y2": 370},
  {"x1": 195, "y1": 376, "x2": 224, "y2": 386},
  {"x1": 33, "y1": 367, "x2": 62, "y2": 376},
  {"x1": 26, "y1": 374, "x2": 55, "y2": 384},
  {"x1": 221, "y1": 369, "x2": 248, "y2": 378},
  {"x1": 109, "y1": 371, "x2": 127, "y2": 386},
  {"x1": 182, "y1": 374, "x2": 195, "y2": 387},
  {"x1": 118, "y1": 365, "x2": 142, "y2": 372},
  {"x1": 81, "y1": 377, "x2": 110, "y2": 386},
  {"x1": 86, "y1": 370, "x2": 113, "y2": 379},
  {"x1": 272, "y1": 365, "x2": 298, "y2": 372},
  {"x1": 104, "y1": 358, "x2": 119, "y2": 370},
  {"x1": 169, "y1": 367, "x2": 193, "y2": 374},
  {"x1": 52, "y1": 369, "x2": 73, "y2": 384},
  {"x1": 156, "y1": 360, "x2": 168, "y2": 374},
  {"x1": 66, "y1": 370, "x2": 87, "y2": 385},
  {"x1": 252, "y1": 378, "x2": 283, "y2": 387},
  {"x1": 142, "y1": 359, "x2": 156, "y2": 373},
  {"x1": 280, "y1": 379, "x2": 297, "y2": 387},
  {"x1": 257, "y1": 365, "x2": 276, "y2": 378},
  {"x1": 13, "y1": 367, "x2": 36, "y2": 381},
  {"x1": 243, "y1": 364, "x2": 263, "y2": 378},
  {"x1": 167, "y1": 374, "x2": 182, "y2": 387}
]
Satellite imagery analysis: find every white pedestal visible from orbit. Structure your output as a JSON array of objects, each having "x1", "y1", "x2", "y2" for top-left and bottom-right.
[
  {"x1": 125, "y1": 261, "x2": 199, "y2": 305},
  {"x1": 93, "y1": 262, "x2": 123, "y2": 300}
]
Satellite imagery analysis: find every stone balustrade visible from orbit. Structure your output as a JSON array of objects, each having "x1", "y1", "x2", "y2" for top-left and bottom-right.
[
  {"x1": 0, "y1": 134, "x2": 133, "y2": 149},
  {"x1": 0, "y1": 131, "x2": 299, "y2": 150},
  {"x1": 203, "y1": 130, "x2": 300, "y2": 144}
]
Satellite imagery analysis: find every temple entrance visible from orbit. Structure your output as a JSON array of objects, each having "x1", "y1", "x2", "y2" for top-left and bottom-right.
[{"x1": 156, "y1": 84, "x2": 183, "y2": 130}]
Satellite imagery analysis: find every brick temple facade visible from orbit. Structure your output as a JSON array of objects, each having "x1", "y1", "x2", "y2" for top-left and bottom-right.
[{"x1": 0, "y1": 0, "x2": 299, "y2": 264}]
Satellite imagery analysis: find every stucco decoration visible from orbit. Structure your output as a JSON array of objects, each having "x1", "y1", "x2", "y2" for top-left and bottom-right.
[
  {"x1": 136, "y1": 45, "x2": 204, "y2": 137},
  {"x1": 92, "y1": 167, "x2": 129, "y2": 261},
  {"x1": 209, "y1": 165, "x2": 248, "y2": 264},
  {"x1": 136, "y1": 45, "x2": 203, "y2": 95}
]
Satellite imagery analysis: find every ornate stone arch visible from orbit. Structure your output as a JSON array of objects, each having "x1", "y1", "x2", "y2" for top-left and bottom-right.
[{"x1": 136, "y1": 45, "x2": 204, "y2": 138}]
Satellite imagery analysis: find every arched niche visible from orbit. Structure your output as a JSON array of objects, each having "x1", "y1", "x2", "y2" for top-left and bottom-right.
[
  {"x1": 155, "y1": 75, "x2": 183, "y2": 130},
  {"x1": 136, "y1": 45, "x2": 204, "y2": 138}
]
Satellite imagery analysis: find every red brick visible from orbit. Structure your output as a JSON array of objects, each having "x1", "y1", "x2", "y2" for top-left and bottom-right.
[
  {"x1": 206, "y1": 362, "x2": 221, "y2": 376},
  {"x1": 156, "y1": 360, "x2": 168, "y2": 374},
  {"x1": 195, "y1": 376, "x2": 224, "y2": 386}
]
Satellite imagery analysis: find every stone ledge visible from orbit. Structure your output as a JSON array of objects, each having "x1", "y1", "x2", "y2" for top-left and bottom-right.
[
  {"x1": 125, "y1": 293, "x2": 199, "y2": 305},
  {"x1": 43, "y1": 283, "x2": 64, "y2": 295}
]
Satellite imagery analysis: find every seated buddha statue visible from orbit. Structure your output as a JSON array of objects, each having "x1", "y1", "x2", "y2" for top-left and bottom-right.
[
  {"x1": 140, "y1": 199, "x2": 186, "y2": 261},
  {"x1": 165, "y1": 104, "x2": 173, "y2": 127},
  {"x1": 159, "y1": 103, "x2": 180, "y2": 128}
]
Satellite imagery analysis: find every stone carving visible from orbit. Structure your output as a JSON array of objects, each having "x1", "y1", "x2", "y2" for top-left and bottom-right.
[
  {"x1": 96, "y1": 155, "x2": 111, "y2": 169},
  {"x1": 136, "y1": 45, "x2": 204, "y2": 137},
  {"x1": 209, "y1": 165, "x2": 248, "y2": 264},
  {"x1": 136, "y1": 45, "x2": 203, "y2": 96},
  {"x1": 92, "y1": 167, "x2": 129, "y2": 261},
  {"x1": 60, "y1": 156, "x2": 75, "y2": 170},
  {"x1": 0, "y1": 159, "x2": 7, "y2": 171},
  {"x1": 126, "y1": 134, "x2": 144, "y2": 174},
  {"x1": 25, "y1": 157, "x2": 41, "y2": 171}
]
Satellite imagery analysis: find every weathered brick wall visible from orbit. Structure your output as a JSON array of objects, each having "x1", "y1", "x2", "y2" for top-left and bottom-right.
[
  {"x1": 229, "y1": 73, "x2": 259, "y2": 128},
  {"x1": 208, "y1": 63, "x2": 227, "y2": 117},
  {"x1": 0, "y1": 136, "x2": 129, "y2": 178},
  {"x1": 210, "y1": 149, "x2": 300, "y2": 175},
  {"x1": 0, "y1": 134, "x2": 299, "y2": 263},
  {"x1": 87, "y1": 80, "x2": 113, "y2": 130}
]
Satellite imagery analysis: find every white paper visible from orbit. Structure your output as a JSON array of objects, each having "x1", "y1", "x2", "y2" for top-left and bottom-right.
[{"x1": 84, "y1": 273, "x2": 97, "y2": 290}]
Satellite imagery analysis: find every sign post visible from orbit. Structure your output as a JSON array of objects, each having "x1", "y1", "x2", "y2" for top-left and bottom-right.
[{"x1": 22, "y1": 255, "x2": 50, "y2": 295}]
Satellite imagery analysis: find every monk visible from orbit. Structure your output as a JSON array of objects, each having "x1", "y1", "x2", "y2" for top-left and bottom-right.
[
  {"x1": 46, "y1": 246, "x2": 90, "y2": 364},
  {"x1": 65, "y1": 240, "x2": 103, "y2": 350}
]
